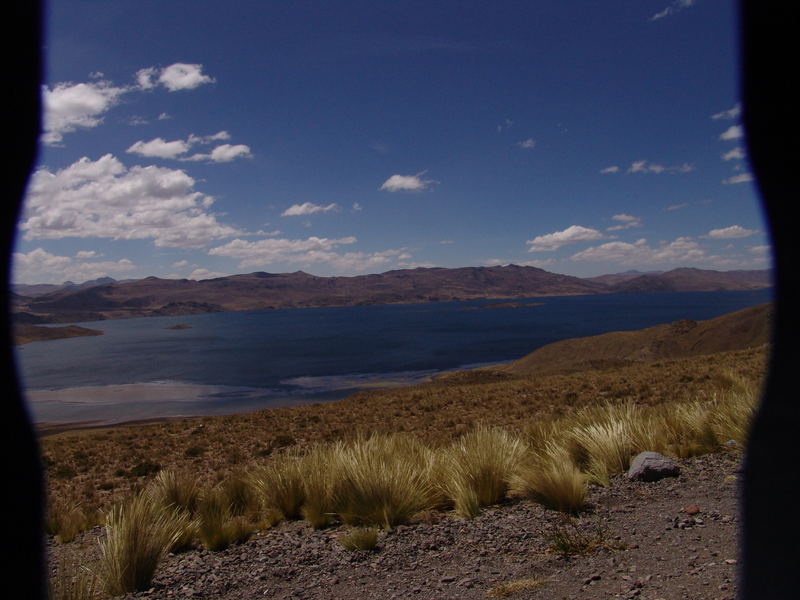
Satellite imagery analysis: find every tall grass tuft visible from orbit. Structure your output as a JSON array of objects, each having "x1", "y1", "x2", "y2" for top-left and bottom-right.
[
  {"x1": 511, "y1": 441, "x2": 587, "y2": 513},
  {"x1": 98, "y1": 492, "x2": 186, "y2": 595},
  {"x1": 338, "y1": 527, "x2": 380, "y2": 552},
  {"x1": 196, "y1": 488, "x2": 253, "y2": 551},
  {"x1": 45, "y1": 497, "x2": 94, "y2": 544},
  {"x1": 250, "y1": 451, "x2": 306, "y2": 520},
  {"x1": 150, "y1": 469, "x2": 201, "y2": 515},
  {"x1": 439, "y1": 425, "x2": 527, "y2": 518},
  {"x1": 49, "y1": 553, "x2": 99, "y2": 600},
  {"x1": 298, "y1": 443, "x2": 341, "y2": 528},
  {"x1": 331, "y1": 434, "x2": 437, "y2": 528}
]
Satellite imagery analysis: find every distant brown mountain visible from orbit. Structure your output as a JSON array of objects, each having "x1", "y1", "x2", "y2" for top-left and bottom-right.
[
  {"x1": 13, "y1": 265, "x2": 772, "y2": 324},
  {"x1": 501, "y1": 302, "x2": 772, "y2": 376},
  {"x1": 606, "y1": 267, "x2": 772, "y2": 294}
]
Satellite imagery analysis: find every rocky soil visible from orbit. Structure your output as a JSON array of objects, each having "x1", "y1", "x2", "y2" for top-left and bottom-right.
[{"x1": 50, "y1": 451, "x2": 742, "y2": 599}]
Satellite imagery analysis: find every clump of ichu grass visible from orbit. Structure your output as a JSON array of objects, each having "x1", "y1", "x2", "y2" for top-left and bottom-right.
[
  {"x1": 45, "y1": 496, "x2": 97, "y2": 544},
  {"x1": 196, "y1": 487, "x2": 254, "y2": 551},
  {"x1": 150, "y1": 469, "x2": 201, "y2": 515},
  {"x1": 510, "y1": 441, "x2": 587, "y2": 513},
  {"x1": 250, "y1": 450, "x2": 307, "y2": 520},
  {"x1": 331, "y1": 434, "x2": 437, "y2": 528},
  {"x1": 438, "y1": 425, "x2": 527, "y2": 518},
  {"x1": 338, "y1": 526, "x2": 380, "y2": 552},
  {"x1": 97, "y1": 492, "x2": 187, "y2": 595},
  {"x1": 298, "y1": 443, "x2": 341, "y2": 528},
  {"x1": 49, "y1": 552, "x2": 99, "y2": 600}
]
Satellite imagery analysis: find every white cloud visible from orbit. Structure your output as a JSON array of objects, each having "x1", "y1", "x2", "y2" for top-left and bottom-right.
[
  {"x1": 172, "y1": 260, "x2": 189, "y2": 268},
  {"x1": 188, "y1": 268, "x2": 228, "y2": 280},
  {"x1": 157, "y1": 63, "x2": 215, "y2": 91},
  {"x1": 721, "y1": 146, "x2": 746, "y2": 161},
  {"x1": 517, "y1": 138, "x2": 536, "y2": 149},
  {"x1": 281, "y1": 202, "x2": 339, "y2": 217},
  {"x1": 627, "y1": 160, "x2": 693, "y2": 174},
  {"x1": 21, "y1": 154, "x2": 242, "y2": 248},
  {"x1": 599, "y1": 166, "x2": 620, "y2": 174},
  {"x1": 705, "y1": 225, "x2": 758, "y2": 239},
  {"x1": 719, "y1": 125, "x2": 744, "y2": 141},
  {"x1": 527, "y1": 225, "x2": 607, "y2": 252},
  {"x1": 666, "y1": 203, "x2": 689, "y2": 211},
  {"x1": 571, "y1": 236, "x2": 707, "y2": 266},
  {"x1": 127, "y1": 137, "x2": 191, "y2": 159},
  {"x1": 351, "y1": 202, "x2": 363, "y2": 212},
  {"x1": 722, "y1": 172, "x2": 754, "y2": 185},
  {"x1": 712, "y1": 104, "x2": 741, "y2": 120},
  {"x1": 497, "y1": 118, "x2": 514, "y2": 132},
  {"x1": 185, "y1": 144, "x2": 252, "y2": 163},
  {"x1": 13, "y1": 248, "x2": 137, "y2": 284},
  {"x1": 379, "y1": 171, "x2": 437, "y2": 192},
  {"x1": 75, "y1": 250, "x2": 100, "y2": 259},
  {"x1": 607, "y1": 214, "x2": 642, "y2": 231},
  {"x1": 42, "y1": 80, "x2": 128, "y2": 145},
  {"x1": 208, "y1": 236, "x2": 406, "y2": 273},
  {"x1": 651, "y1": 0, "x2": 695, "y2": 21}
]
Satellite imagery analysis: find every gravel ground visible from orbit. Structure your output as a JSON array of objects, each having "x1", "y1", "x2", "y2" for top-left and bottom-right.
[{"x1": 51, "y1": 451, "x2": 742, "y2": 600}]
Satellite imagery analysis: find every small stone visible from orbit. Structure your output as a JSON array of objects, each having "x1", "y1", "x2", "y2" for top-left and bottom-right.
[{"x1": 685, "y1": 505, "x2": 701, "y2": 515}]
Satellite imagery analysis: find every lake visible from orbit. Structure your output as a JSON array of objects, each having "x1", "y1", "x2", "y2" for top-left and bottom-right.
[{"x1": 16, "y1": 289, "x2": 772, "y2": 425}]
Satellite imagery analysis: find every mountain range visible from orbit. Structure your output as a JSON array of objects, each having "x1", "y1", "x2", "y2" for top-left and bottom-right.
[{"x1": 12, "y1": 265, "x2": 772, "y2": 324}]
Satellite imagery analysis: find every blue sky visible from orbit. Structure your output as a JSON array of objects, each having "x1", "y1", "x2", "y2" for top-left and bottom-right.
[{"x1": 13, "y1": 0, "x2": 770, "y2": 284}]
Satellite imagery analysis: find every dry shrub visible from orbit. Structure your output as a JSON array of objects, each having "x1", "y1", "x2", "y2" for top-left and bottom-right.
[
  {"x1": 511, "y1": 442, "x2": 587, "y2": 513},
  {"x1": 488, "y1": 577, "x2": 547, "y2": 597},
  {"x1": 45, "y1": 497, "x2": 94, "y2": 543},
  {"x1": 331, "y1": 434, "x2": 437, "y2": 528},
  {"x1": 98, "y1": 492, "x2": 186, "y2": 595},
  {"x1": 338, "y1": 527, "x2": 379, "y2": 552},
  {"x1": 439, "y1": 425, "x2": 527, "y2": 518},
  {"x1": 49, "y1": 552, "x2": 99, "y2": 600}
]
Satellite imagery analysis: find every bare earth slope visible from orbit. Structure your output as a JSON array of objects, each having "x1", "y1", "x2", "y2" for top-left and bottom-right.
[{"x1": 502, "y1": 303, "x2": 771, "y2": 376}]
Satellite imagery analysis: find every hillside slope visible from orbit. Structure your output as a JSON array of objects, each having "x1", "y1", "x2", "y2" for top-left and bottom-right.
[{"x1": 501, "y1": 302, "x2": 772, "y2": 376}]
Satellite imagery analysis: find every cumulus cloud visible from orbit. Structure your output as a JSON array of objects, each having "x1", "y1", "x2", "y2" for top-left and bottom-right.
[
  {"x1": 75, "y1": 250, "x2": 100, "y2": 259},
  {"x1": 42, "y1": 80, "x2": 128, "y2": 145},
  {"x1": 627, "y1": 160, "x2": 693, "y2": 174},
  {"x1": 208, "y1": 236, "x2": 407, "y2": 273},
  {"x1": 517, "y1": 138, "x2": 536, "y2": 149},
  {"x1": 712, "y1": 103, "x2": 742, "y2": 120},
  {"x1": 719, "y1": 125, "x2": 744, "y2": 141},
  {"x1": 607, "y1": 214, "x2": 642, "y2": 231},
  {"x1": 721, "y1": 147, "x2": 746, "y2": 161},
  {"x1": 185, "y1": 144, "x2": 252, "y2": 163},
  {"x1": 43, "y1": 63, "x2": 214, "y2": 145},
  {"x1": 126, "y1": 131, "x2": 249, "y2": 163},
  {"x1": 153, "y1": 63, "x2": 215, "y2": 91},
  {"x1": 13, "y1": 248, "x2": 137, "y2": 284},
  {"x1": 127, "y1": 137, "x2": 191, "y2": 159},
  {"x1": 722, "y1": 173, "x2": 754, "y2": 184},
  {"x1": 599, "y1": 166, "x2": 620, "y2": 174},
  {"x1": 379, "y1": 171, "x2": 437, "y2": 192},
  {"x1": 705, "y1": 225, "x2": 758, "y2": 239},
  {"x1": 527, "y1": 225, "x2": 607, "y2": 252},
  {"x1": 571, "y1": 237, "x2": 707, "y2": 265},
  {"x1": 21, "y1": 154, "x2": 242, "y2": 248},
  {"x1": 281, "y1": 202, "x2": 339, "y2": 217}
]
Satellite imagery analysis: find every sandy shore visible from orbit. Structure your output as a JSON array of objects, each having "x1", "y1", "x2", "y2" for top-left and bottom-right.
[{"x1": 25, "y1": 382, "x2": 331, "y2": 432}]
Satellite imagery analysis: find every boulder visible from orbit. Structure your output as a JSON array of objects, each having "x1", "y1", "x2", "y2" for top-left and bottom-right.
[{"x1": 627, "y1": 451, "x2": 680, "y2": 482}]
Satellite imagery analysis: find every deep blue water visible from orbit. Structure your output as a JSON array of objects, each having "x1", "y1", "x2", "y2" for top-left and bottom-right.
[{"x1": 16, "y1": 289, "x2": 772, "y2": 423}]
